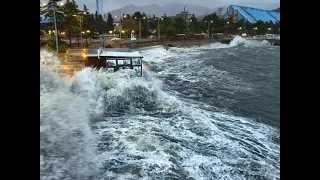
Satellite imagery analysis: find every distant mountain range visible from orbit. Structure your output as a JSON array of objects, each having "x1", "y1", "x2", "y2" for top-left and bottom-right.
[{"x1": 106, "y1": 3, "x2": 229, "y2": 21}]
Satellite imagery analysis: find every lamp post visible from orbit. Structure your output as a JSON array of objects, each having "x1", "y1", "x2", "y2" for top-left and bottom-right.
[
  {"x1": 188, "y1": 19, "x2": 192, "y2": 35},
  {"x1": 121, "y1": 30, "x2": 125, "y2": 38},
  {"x1": 253, "y1": 27, "x2": 257, "y2": 36},
  {"x1": 43, "y1": 1, "x2": 64, "y2": 53},
  {"x1": 226, "y1": 21, "x2": 229, "y2": 35},
  {"x1": 154, "y1": 17, "x2": 163, "y2": 42},
  {"x1": 268, "y1": 27, "x2": 272, "y2": 34},
  {"x1": 204, "y1": 20, "x2": 213, "y2": 38},
  {"x1": 119, "y1": 14, "x2": 127, "y2": 39},
  {"x1": 73, "y1": 12, "x2": 87, "y2": 48},
  {"x1": 135, "y1": 16, "x2": 146, "y2": 44},
  {"x1": 238, "y1": 27, "x2": 242, "y2": 35}
]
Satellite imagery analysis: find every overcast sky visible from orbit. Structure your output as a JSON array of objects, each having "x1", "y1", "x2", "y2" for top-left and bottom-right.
[{"x1": 45, "y1": 0, "x2": 280, "y2": 13}]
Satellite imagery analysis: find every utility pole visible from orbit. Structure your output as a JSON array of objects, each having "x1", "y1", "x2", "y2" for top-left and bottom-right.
[
  {"x1": 139, "y1": 19, "x2": 141, "y2": 43},
  {"x1": 158, "y1": 19, "x2": 160, "y2": 42},
  {"x1": 53, "y1": 6, "x2": 58, "y2": 53}
]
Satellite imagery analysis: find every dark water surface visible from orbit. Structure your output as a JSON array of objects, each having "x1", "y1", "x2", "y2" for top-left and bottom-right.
[{"x1": 40, "y1": 37, "x2": 280, "y2": 180}]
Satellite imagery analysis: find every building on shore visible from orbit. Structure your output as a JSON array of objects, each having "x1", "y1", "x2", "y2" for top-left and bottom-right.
[
  {"x1": 223, "y1": 5, "x2": 280, "y2": 24},
  {"x1": 175, "y1": 7, "x2": 191, "y2": 21}
]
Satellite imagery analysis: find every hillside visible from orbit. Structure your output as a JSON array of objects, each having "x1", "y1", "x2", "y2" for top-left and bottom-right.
[{"x1": 107, "y1": 3, "x2": 228, "y2": 20}]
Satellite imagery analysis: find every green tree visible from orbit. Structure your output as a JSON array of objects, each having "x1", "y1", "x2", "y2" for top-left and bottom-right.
[
  {"x1": 161, "y1": 17, "x2": 176, "y2": 38},
  {"x1": 106, "y1": 13, "x2": 114, "y2": 32},
  {"x1": 95, "y1": 12, "x2": 108, "y2": 34},
  {"x1": 124, "y1": 14, "x2": 131, "y2": 19},
  {"x1": 212, "y1": 18, "x2": 226, "y2": 33},
  {"x1": 122, "y1": 18, "x2": 137, "y2": 32},
  {"x1": 202, "y1": 13, "x2": 220, "y2": 35},
  {"x1": 174, "y1": 17, "x2": 186, "y2": 34},
  {"x1": 82, "y1": 4, "x2": 96, "y2": 46},
  {"x1": 253, "y1": 21, "x2": 267, "y2": 34},
  {"x1": 41, "y1": 0, "x2": 65, "y2": 47},
  {"x1": 42, "y1": 0, "x2": 64, "y2": 20},
  {"x1": 133, "y1": 12, "x2": 149, "y2": 37},
  {"x1": 60, "y1": 0, "x2": 79, "y2": 45},
  {"x1": 189, "y1": 14, "x2": 201, "y2": 34},
  {"x1": 149, "y1": 17, "x2": 158, "y2": 31}
]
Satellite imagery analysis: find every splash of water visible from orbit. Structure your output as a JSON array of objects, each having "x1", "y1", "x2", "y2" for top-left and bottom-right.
[
  {"x1": 40, "y1": 46, "x2": 279, "y2": 180},
  {"x1": 40, "y1": 50, "x2": 100, "y2": 180}
]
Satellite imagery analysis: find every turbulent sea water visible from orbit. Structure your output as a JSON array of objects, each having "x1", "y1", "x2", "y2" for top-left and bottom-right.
[{"x1": 40, "y1": 37, "x2": 280, "y2": 180}]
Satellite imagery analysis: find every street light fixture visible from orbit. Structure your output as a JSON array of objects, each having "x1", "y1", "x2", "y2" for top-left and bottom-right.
[
  {"x1": 204, "y1": 20, "x2": 213, "y2": 37},
  {"x1": 238, "y1": 27, "x2": 242, "y2": 35},
  {"x1": 267, "y1": 28, "x2": 272, "y2": 34},
  {"x1": 253, "y1": 27, "x2": 258, "y2": 36},
  {"x1": 154, "y1": 17, "x2": 163, "y2": 42},
  {"x1": 135, "y1": 16, "x2": 146, "y2": 44},
  {"x1": 119, "y1": 14, "x2": 128, "y2": 39},
  {"x1": 226, "y1": 21, "x2": 230, "y2": 34},
  {"x1": 73, "y1": 12, "x2": 87, "y2": 48}
]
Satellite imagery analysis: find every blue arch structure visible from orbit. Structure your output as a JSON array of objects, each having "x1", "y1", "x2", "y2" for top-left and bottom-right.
[{"x1": 223, "y1": 5, "x2": 280, "y2": 24}]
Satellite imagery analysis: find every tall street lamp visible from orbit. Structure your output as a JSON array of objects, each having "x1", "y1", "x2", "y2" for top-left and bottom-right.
[
  {"x1": 253, "y1": 27, "x2": 257, "y2": 36},
  {"x1": 43, "y1": 1, "x2": 64, "y2": 53},
  {"x1": 204, "y1": 20, "x2": 213, "y2": 38},
  {"x1": 188, "y1": 19, "x2": 192, "y2": 34},
  {"x1": 73, "y1": 12, "x2": 87, "y2": 48},
  {"x1": 226, "y1": 21, "x2": 229, "y2": 34},
  {"x1": 154, "y1": 17, "x2": 163, "y2": 42},
  {"x1": 135, "y1": 16, "x2": 146, "y2": 44},
  {"x1": 238, "y1": 27, "x2": 242, "y2": 35},
  {"x1": 120, "y1": 14, "x2": 127, "y2": 39}
]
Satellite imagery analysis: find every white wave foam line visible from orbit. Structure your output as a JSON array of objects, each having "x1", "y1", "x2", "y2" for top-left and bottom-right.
[
  {"x1": 91, "y1": 87, "x2": 279, "y2": 179},
  {"x1": 139, "y1": 47, "x2": 173, "y2": 63},
  {"x1": 196, "y1": 36, "x2": 270, "y2": 50},
  {"x1": 155, "y1": 56, "x2": 253, "y2": 94},
  {"x1": 179, "y1": 105, "x2": 279, "y2": 179},
  {"x1": 138, "y1": 37, "x2": 264, "y2": 69},
  {"x1": 140, "y1": 45, "x2": 208, "y2": 65}
]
